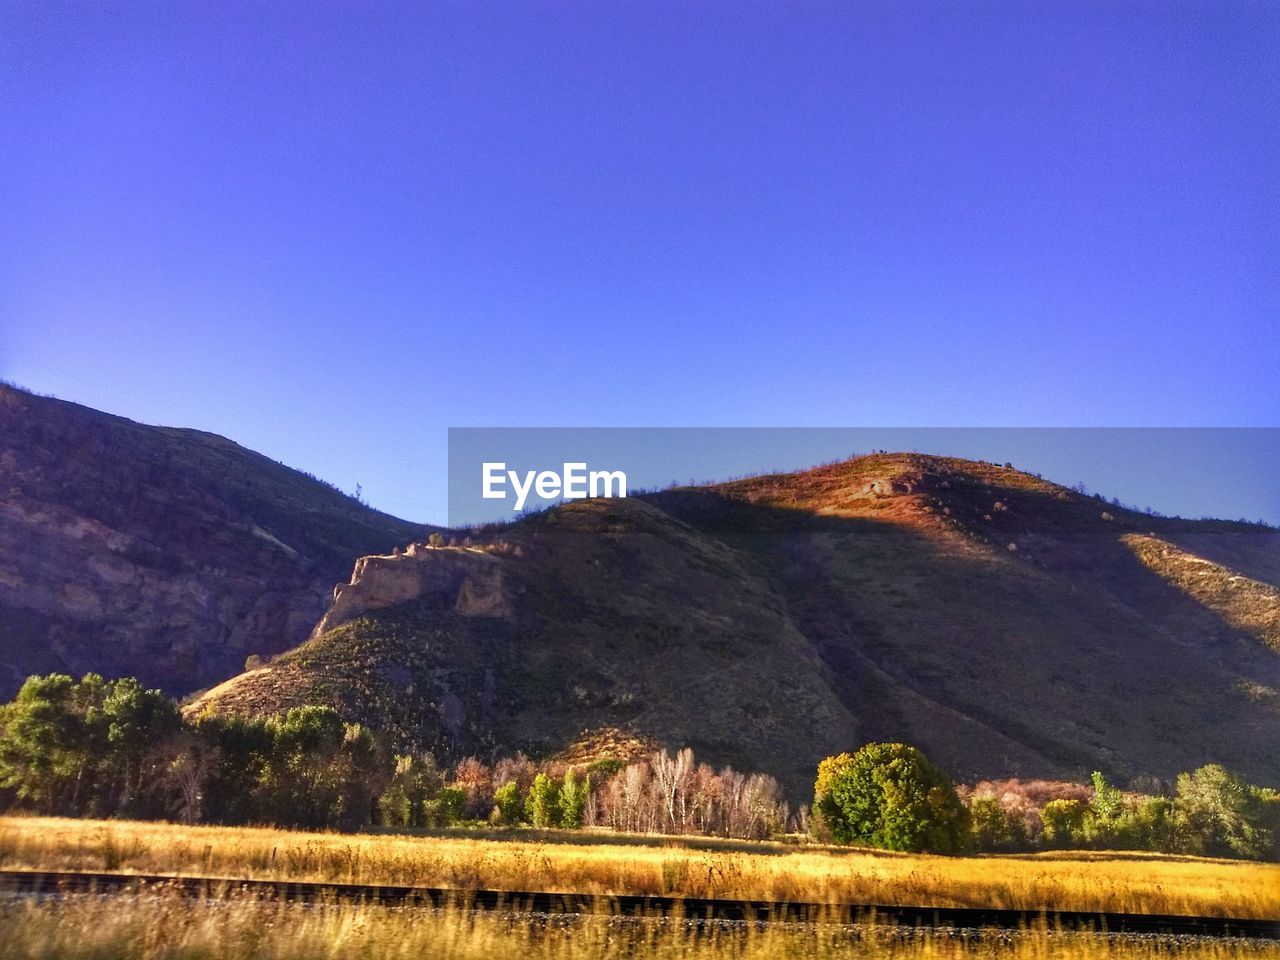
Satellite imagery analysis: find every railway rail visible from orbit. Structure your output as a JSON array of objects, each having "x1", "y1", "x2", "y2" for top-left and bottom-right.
[{"x1": 0, "y1": 869, "x2": 1275, "y2": 940}]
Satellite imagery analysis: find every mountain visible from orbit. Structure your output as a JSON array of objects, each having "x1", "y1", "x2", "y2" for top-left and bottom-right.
[
  {"x1": 190, "y1": 451, "x2": 1280, "y2": 798},
  {"x1": 0, "y1": 383, "x2": 428, "y2": 696}
]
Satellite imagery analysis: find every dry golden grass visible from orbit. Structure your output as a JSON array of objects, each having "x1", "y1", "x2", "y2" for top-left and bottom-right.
[
  {"x1": 1123, "y1": 533, "x2": 1280, "y2": 652},
  {"x1": 0, "y1": 816, "x2": 1275, "y2": 921},
  {"x1": 1, "y1": 892, "x2": 1277, "y2": 960}
]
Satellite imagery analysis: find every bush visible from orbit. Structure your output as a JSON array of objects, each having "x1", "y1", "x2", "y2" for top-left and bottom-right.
[{"x1": 813, "y1": 743, "x2": 968, "y2": 853}]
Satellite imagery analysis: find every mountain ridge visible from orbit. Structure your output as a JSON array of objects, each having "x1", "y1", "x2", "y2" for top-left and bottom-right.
[
  {"x1": 0, "y1": 383, "x2": 431, "y2": 695},
  {"x1": 4, "y1": 384, "x2": 1277, "y2": 799},
  {"x1": 191, "y1": 452, "x2": 1280, "y2": 798}
]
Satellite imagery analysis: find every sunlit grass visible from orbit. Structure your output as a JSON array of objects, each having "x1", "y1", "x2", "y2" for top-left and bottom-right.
[
  {"x1": 2, "y1": 893, "x2": 1277, "y2": 960},
  {"x1": 0, "y1": 816, "x2": 1274, "y2": 920}
]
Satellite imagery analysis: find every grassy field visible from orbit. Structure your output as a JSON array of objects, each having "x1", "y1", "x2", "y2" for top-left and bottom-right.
[
  {"x1": 3, "y1": 893, "x2": 1280, "y2": 960},
  {"x1": 0, "y1": 816, "x2": 1275, "y2": 921}
]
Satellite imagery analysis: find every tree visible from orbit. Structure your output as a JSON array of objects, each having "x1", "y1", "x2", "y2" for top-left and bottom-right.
[
  {"x1": 968, "y1": 796, "x2": 1027, "y2": 852},
  {"x1": 559, "y1": 768, "x2": 588, "y2": 828},
  {"x1": 101, "y1": 677, "x2": 181, "y2": 815},
  {"x1": 424, "y1": 785, "x2": 467, "y2": 827},
  {"x1": 379, "y1": 754, "x2": 443, "y2": 828},
  {"x1": 1174, "y1": 765, "x2": 1272, "y2": 859},
  {"x1": 813, "y1": 743, "x2": 968, "y2": 853},
  {"x1": 525, "y1": 772, "x2": 561, "y2": 828},
  {"x1": 0, "y1": 674, "x2": 93, "y2": 813},
  {"x1": 1080, "y1": 771, "x2": 1134, "y2": 849},
  {"x1": 164, "y1": 727, "x2": 220, "y2": 824},
  {"x1": 453, "y1": 757, "x2": 495, "y2": 820},
  {"x1": 1128, "y1": 795, "x2": 1178, "y2": 852},
  {"x1": 335, "y1": 722, "x2": 386, "y2": 831},
  {"x1": 1040, "y1": 798, "x2": 1086, "y2": 848},
  {"x1": 260, "y1": 706, "x2": 377, "y2": 830},
  {"x1": 192, "y1": 712, "x2": 272, "y2": 825},
  {"x1": 491, "y1": 781, "x2": 523, "y2": 825}
]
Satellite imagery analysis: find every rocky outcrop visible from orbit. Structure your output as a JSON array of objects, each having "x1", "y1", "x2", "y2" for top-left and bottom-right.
[{"x1": 314, "y1": 544, "x2": 513, "y2": 637}]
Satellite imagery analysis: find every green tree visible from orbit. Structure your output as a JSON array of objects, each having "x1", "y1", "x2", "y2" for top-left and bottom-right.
[
  {"x1": 192, "y1": 712, "x2": 273, "y2": 825},
  {"x1": 335, "y1": 722, "x2": 386, "y2": 831},
  {"x1": 813, "y1": 743, "x2": 968, "y2": 853},
  {"x1": 260, "y1": 706, "x2": 375, "y2": 830},
  {"x1": 491, "y1": 781, "x2": 523, "y2": 825},
  {"x1": 380, "y1": 754, "x2": 445, "y2": 828},
  {"x1": 525, "y1": 772, "x2": 561, "y2": 829},
  {"x1": 1081, "y1": 771, "x2": 1135, "y2": 849},
  {"x1": 1040, "y1": 798, "x2": 1086, "y2": 848},
  {"x1": 0, "y1": 674, "x2": 88, "y2": 812},
  {"x1": 423, "y1": 785, "x2": 467, "y2": 827},
  {"x1": 1128, "y1": 795, "x2": 1178, "y2": 852},
  {"x1": 101, "y1": 677, "x2": 181, "y2": 816},
  {"x1": 0, "y1": 674, "x2": 124, "y2": 815},
  {"x1": 558, "y1": 768, "x2": 588, "y2": 829},
  {"x1": 1174, "y1": 765, "x2": 1272, "y2": 859},
  {"x1": 968, "y1": 796, "x2": 1027, "y2": 852}
]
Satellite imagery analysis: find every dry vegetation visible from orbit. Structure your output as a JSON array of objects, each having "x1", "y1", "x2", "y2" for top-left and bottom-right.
[
  {"x1": 2, "y1": 893, "x2": 1277, "y2": 960},
  {"x1": 1123, "y1": 533, "x2": 1280, "y2": 653},
  {"x1": 1, "y1": 817, "x2": 1275, "y2": 921}
]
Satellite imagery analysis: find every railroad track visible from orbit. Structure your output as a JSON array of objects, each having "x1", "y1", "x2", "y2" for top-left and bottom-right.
[{"x1": 0, "y1": 869, "x2": 1275, "y2": 940}]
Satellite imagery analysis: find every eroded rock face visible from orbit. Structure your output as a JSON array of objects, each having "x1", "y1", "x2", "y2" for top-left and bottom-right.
[
  {"x1": 0, "y1": 384, "x2": 426, "y2": 697},
  {"x1": 315, "y1": 547, "x2": 512, "y2": 637}
]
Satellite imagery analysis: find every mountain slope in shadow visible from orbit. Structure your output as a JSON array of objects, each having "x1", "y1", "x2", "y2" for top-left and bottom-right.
[
  {"x1": 0, "y1": 383, "x2": 429, "y2": 695},
  {"x1": 193, "y1": 453, "x2": 1280, "y2": 797}
]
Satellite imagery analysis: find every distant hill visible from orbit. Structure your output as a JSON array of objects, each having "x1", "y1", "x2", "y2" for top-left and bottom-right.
[
  {"x1": 191, "y1": 452, "x2": 1280, "y2": 798},
  {"x1": 0, "y1": 383, "x2": 429, "y2": 696}
]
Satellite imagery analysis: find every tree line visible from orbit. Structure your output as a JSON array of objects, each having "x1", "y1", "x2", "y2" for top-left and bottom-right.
[
  {"x1": 813, "y1": 743, "x2": 1279, "y2": 860},
  {"x1": 0, "y1": 674, "x2": 1275, "y2": 860}
]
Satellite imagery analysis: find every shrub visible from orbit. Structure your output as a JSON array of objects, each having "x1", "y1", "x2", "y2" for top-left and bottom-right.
[{"x1": 813, "y1": 743, "x2": 968, "y2": 853}]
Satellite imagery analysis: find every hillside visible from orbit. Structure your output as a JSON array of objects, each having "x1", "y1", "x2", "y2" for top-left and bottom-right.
[
  {"x1": 191, "y1": 453, "x2": 1280, "y2": 799},
  {"x1": 0, "y1": 384, "x2": 428, "y2": 696}
]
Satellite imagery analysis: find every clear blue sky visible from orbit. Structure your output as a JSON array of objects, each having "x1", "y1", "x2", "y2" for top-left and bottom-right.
[{"x1": 2, "y1": 2, "x2": 1276, "y2": 523}]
